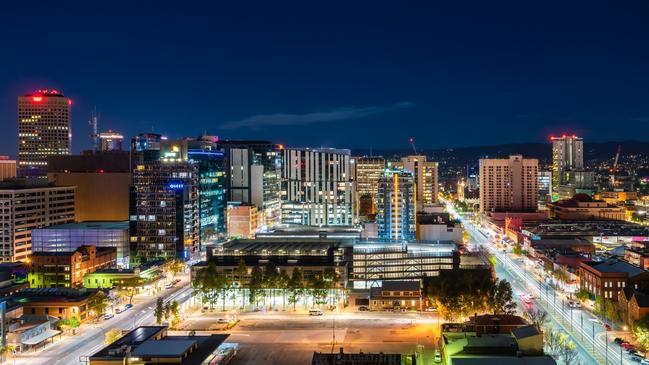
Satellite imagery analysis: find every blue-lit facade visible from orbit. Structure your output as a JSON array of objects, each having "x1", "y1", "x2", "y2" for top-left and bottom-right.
[{"x1": 377, "y1": 169, "x2": 415, "y2": 241}]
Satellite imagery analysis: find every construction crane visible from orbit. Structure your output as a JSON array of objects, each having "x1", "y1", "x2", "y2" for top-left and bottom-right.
[
  {"x1": 408, "y1": 137, "x2": 418, "y2": 155},
  {"x1": 609, "y1": 144, "x2": 622, "y2": 188}
]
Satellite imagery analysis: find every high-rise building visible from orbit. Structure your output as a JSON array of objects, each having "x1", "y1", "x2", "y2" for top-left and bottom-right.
[
  {"x1": 160, "y1": 136, "x2": 227, "y2": 241},
  {"x1": 479, "y1": 155, "x2": 538, "y2": 213},
  {"x1": 0, "y1": 179, "x2": 75, "y2": 262},
  {"x1": 98, "y1": 130, "x2": 124, "y2": 151},
  {"x1": 0, "y1": 156, "x2": 17, "y2": 181},
  {"x1": 219, "y1": 141, "x2": 282, "y2": 227},
  {"x1": 399, "y1": 156, "x2": 439, "y2": 210},
  {"x1": 48, "y1": 151, "x2": 131, "y2": 221},
  {"x1": 18, "y1": 89, "x2": 72, "y2": 178},
  {"x1": 551, "y1": 135, "x2": 584, "y2": 196},
  {"x1": 130, "y1": 160, "x2": 199, "y2": 264},
  {"x1": 377, "y1": 170, "x2": 415, "y2": 241},
  {"x1": 131, "y1": 133, "x2": 162, "y2": 164},
  {"x1": 537, "y1": 170, "x2": 552, "y2": 209},
  {"x1": 354, "y1": 157, "x2": 385, "y2": 217},
  {"x1": 282, "y1": 147, "x2": 354, "y2": 226}
]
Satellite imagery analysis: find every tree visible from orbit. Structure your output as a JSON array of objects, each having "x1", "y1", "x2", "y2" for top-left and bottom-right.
[
  {"x1": 235, "y1": 259, "x2": 248, "y2": 309},
  {"x1": 277, "y1": 269, "x2": 290, "y2": 310},
  {"x1": 88, "y1": 291, "x2": 110, "y2": 318},
  {"x1": 633, "y1": 314, "x2": 649, "y2": 351},
  {"x1": 512, "y1": 244, "x2": 523, "y2": 256},
  {"x1": 323, "y1": 268, "x2": 340, "y2": 307},
  {"x1": 0, "y1": 342, "x2": 17, "y2": 364},
  {"x1": 165, "y1": 258, "x2": 185, "y2": 280},
  {"x1": 594, "y1": 296, "x2": 620, "y2": 323},
  {"x1": 488, "y1": 279, "x2": 516, "y2": 315},
  {"x1": 307, "y1": 274, "x2": 328, "y2": 307},
  {"x1": 193, "y1": 262, "x2": 226, "y2": 310},
  {"x1": 263, "y1": 261, "x2": 279, "y2": 309},
  {"x1": 575, "y1": 288, "x2": 590, "y2": 302},
  {"x1": 249, "y1": 266, "x2": 264, "y2": 307},
  {"x1": 288, "y1": 268, "x2": 304, "y2": 311},
  {"x1": 59, "y1": 316, "x2": 81, "y2": 335},
  {"x1": 523, "y1": 308, "x2": 547, "y2": 330},
  {"x1": 543, "y1": 326, "x2": 562, "y2": 359},
  {"x1": 116, "y1": 277, "x2": 145, "y2": 305},
  {"x1": 104, "y1": 328, "x2": 123, "y2": 345},
  {"x1": 154, "y1": 297, "x2": 164, "y2": 325},
  {"x1": 559, "y1": 336, "x2": 580, "y2": 365},
  {"x1": 427, "y1": 270, "x2": 493, "y2": 321},
  {"x1": 169, "y1": 300, "x2": 181, "y2": 328}
]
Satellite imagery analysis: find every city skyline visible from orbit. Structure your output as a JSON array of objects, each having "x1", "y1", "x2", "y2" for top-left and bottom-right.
[{"x1": 3, "y1": 2, "x2": 649, "y2": 156}]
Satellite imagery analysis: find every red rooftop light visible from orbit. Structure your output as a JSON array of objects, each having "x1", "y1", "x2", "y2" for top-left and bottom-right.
[{"x1": 32, "y1": 96, "x2": 43, "y2": 102}]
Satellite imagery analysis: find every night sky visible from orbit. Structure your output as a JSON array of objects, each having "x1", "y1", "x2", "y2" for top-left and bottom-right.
[{"x1": 2, "y1": 1, "x2": 649, "y2": 156}]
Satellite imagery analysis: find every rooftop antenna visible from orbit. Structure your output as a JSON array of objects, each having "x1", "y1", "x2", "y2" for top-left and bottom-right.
[
  {"x1": 409, "y1": 137, "x2": 418, "y2": 155},
  {"x1": 88, "y1": 106, "x2": 99, "y2": 152}
]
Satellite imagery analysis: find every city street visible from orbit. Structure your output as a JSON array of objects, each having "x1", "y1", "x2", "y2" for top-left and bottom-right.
[
  {"x1": 11, "y1": 274, "x2": 194, "y2": 365},
  {"x1": 446, "y1": 199, "x2": 637, "y2": 365}
]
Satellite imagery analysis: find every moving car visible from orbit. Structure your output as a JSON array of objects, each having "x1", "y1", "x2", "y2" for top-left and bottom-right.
[
  {"x1": 568, "y1": 301, "x2": 581, "y2": 309},
  {"x1": 357, "y1": 306, "x2": 369, "y2": 312},
  {"x1": 434, "y1": 350, "x2": 442, "y2": 363},
  {"x1": 309, "y1": 308, "x2": 323, "y2": 316}
]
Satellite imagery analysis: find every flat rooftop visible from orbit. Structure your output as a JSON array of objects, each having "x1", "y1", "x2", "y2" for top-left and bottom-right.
[
  {"x1": 451, "y1": 357, "x2": 557, "y2": 365},
  {"x1": 38, "y1": 221, "x2": 129, "y2": 230}
]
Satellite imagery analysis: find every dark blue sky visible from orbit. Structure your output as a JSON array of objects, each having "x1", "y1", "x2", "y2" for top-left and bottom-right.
[{"x1": 2, "y1": 1, "x2": 649, "y2": 156}]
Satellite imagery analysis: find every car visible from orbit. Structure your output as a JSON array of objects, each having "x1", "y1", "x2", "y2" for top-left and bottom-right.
[
  {"x1": 115, "y1": 308, "x2": 123, "y2": 314},
  {"x1": 309, "y1": 308, "x2": 323, "y2": 316},
  {"x1": 103, "y1": 313, "x2": 114, "y2": 320},
  {"x1": 604, "y1": 323, "x2": 612, "y2": 331},
  {"x1": 357, "y1": 306, "x2": 369, "y2": 312},
  {"x1": 640, "y1": 358, "x2": 649, "y2": 365},
  {"x1": 216, "y1": 318, "x2": 228, "y2": 324},
  {"x1": 628, "y1": 348, "x2": 638, "y2": 355},
  {"x1": 568, "y1": 301, "x2": 581, "y2": 309},
  {"x1": 621, "y1": 342, "x2": 634, "y2": 349},
  {"x1": 614, "y1": 337, "x2": 624, "y2": 345},
  {"x1": 434, "y1": 350, "x2": 442, "y2": 363},
  {"x1": 425, "y1": 307, "x2": 438, "y2": 312},
  {"x1": 631, "y1": 354, "x2": 644, "y2": 362},
  {"x1": 124, "y1": 304, "x2": 133, "y2": 310}
]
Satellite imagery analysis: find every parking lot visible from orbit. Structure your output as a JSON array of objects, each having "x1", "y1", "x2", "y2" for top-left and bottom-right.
[{"x1": 180, "y1": 309, "x2": 441, "y2": 365}]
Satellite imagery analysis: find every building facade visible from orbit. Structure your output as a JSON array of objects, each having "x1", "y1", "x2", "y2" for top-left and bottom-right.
[
  {"x1": 282, "y1": 148, "x2": 354, "y2": 226},
  {"x1": 579, "y1": 260, "x2": 649, "y2": 301},
  {"x1": 0, "y1": 180, "x2": 75, "y2": 262},
  {"x1": 537, "y1": 170, "x2": 552, "y2": 208},
  {"x1": 130, "y1": 160, "x2": 199, "y2": 264},
  {"x1": 399, "y1": 155, "x2": 439, "y2": 209},
  {"x1": 0, "y1": 156, "x2": 17, "y2": 181},
  {"x1": 377, "y1": 170, "x2": 415, "y2": 241},
  {"x1": 226, "y1": 203, "x2": 259, "y2": 239},
  {"x1": 29, "y1": 245, "x2": 117, "y2": 288},
  {"x1": 220, "y1": 141, "x2": 282, "y2": 228},
  {"x1": 47, "y1": 152, "x2": 131, "y2": 221},
  {"x1": 98, "y1": 130, "x2": 124, "y2": 151},
  {"x1": 479, "y1": 155, "x2": 538, "y2": 213},
  {"x1": 547, "y1": 194, "x2": 626, "y2": 221},
  {"x1": 551, "y1": 135, "x2": 584, "y2": 197},
  {"x1": 18, "y1": 90, "x2": 72, "y2": 178},
  {"x1": 354, "y1": 157, "x2": 386, "y2": 217},
  {"x1": 31, "y1": 221, "x2": 130, "y2": 268}
]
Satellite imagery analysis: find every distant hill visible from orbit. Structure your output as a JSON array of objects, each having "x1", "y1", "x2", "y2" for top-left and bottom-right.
[{"x1": 352, "y1": 140, "x2": 649, "y2": 165}]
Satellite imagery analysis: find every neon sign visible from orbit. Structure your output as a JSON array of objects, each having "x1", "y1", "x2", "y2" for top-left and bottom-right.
[{"x1": 167, "y1": 182, "x2": 185, "y2": 190}]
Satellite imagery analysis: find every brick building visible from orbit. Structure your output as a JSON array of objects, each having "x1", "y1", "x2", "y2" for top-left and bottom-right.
[{"x1": 29, "y1": 245, "x2": 117, "y2": 288}]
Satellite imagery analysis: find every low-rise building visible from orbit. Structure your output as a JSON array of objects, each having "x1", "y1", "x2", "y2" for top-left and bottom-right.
[
  {"x1": 11, "y1": 288, "x2": 101, "y2": 321},
  {"x1": 624, "y1": 243, "x2": 649, "y2": 270},
  {"x1": 226, "y1": 203, "x2": 259, "y2": 239},
  {"x1": 547, "y1": 193, "x2": 625, "y2": 221},
  {"x1": 369, "y1": 280, "x2": 422, "y2": 311},
  {"x1": 579, "y1": 260, "x2": 649, "y2": 301},
  {"x1": 83, "y1": 259, "x2": 165, "y2": 289},
  {"x1": 88, "y1": 326, "x2": 233, "y2": 365},
  {"x1": 416, "y1": 212, "x2": 463, "y2": 243},
  {"x1": 0, "y1": 262, "x2": 29, "y2": 297},
  {"x1": 29, "y1": 246, "x2": 117, "y2": 288},
  {"x1": 619, "y1": 288, "x2": 649, "y2": 325}
]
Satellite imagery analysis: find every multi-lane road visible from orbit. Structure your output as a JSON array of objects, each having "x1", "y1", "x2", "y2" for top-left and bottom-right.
[
  {"x1": 13, "y1": 275, "x2": 194, "y2": 365},
  {"x1": 446, "y1": 200, "x2": 637, "y2": 365}
]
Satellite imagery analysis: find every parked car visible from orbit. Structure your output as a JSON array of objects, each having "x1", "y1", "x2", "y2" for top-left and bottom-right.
[
  {"x1": 639, "y1": 358, "x2": 649, "y2": 365},
  {"x1": 425, "y1": 307, "x2": 438, "y2": 312},
  {"x1": 614, "y1": 337, "x2": 624, "y2": 345},
  {"x1": 216, "y1": 318, "x2": 228, "y2": 324},
  {"x1": 628, "y1": 348, "x2": 638, "y2": 355},
  {"x1": 124, "y1": 304, "x2": 133, "y2": 310},
  {"x1": 104, "y1": 313, "x2": 114, "y2": 320},
  {"x1": 434, "y1": 350, "x2": 442, "y2": 363},
  {"x1": 568, "y1": 301, "x2": 581, "y2": 309},
  {"x1": 631, "y1": 354, "x2": 644, "y2": 362},
  {"x1": 622, "y1": 342, "x2": 635, "y2": 350},
  {"x1": 604, "y1": 323, "x2": 612, "y2": 331},
  {"x1": 357, "y1": 306, "x2": 369, "y2": 312}
]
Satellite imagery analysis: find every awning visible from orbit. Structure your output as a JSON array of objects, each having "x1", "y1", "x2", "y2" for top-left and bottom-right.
[{"x1": 22, "y1": 329, "x2": 61, "y2": 345}]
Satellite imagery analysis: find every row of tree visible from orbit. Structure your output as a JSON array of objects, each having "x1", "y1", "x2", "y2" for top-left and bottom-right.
[
  {"x1": 427, "y1": 271, "x2": 516, "y2": 321},
  {"x1": 193, "y1": 260, "x2": 342, "y2": 311},
  {"x1": 154, "y1": 297, "x2": 181, "y2": 328}
]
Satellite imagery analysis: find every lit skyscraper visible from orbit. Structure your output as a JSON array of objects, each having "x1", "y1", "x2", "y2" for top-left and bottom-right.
[
  {"x1": 551, "y1": 135, "x2": 583, "y2": 197},
  {"x1": 17, "y1": 89, "x2": 72, "y2": 178},
  {"x1": 354, "y1": 157, "x2": 385, "y2": 217},
  {"x1": 399, "y1": 155, "x2": 439, "y2": 210},
  {"x1": 281, "y1": 147, "x2": 354, "y2": 226},
  {"x1": 377, "y1": 169, "x2": 415, "y2": 241}
]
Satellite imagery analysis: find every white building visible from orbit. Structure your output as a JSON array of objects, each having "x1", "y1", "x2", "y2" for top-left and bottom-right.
[
  {"x1": 551, "y1": 135, "x2": 583, "y2": 192},
  {"x1": 281, "y1": 147, "x2": 354, "y2": 226},
  {"x1": 399, "y1": 155, "x2": 439, "y2": 210}
]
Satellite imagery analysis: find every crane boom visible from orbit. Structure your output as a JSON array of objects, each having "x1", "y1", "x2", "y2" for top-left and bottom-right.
[{"x1": 409, "y1": 137, "x2": 417, "y2": 155}]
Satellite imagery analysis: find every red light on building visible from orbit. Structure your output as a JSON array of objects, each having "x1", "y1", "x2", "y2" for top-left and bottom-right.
[
  {"x1": 32, "y1": 96, "x2": 43, "y2": 102},
  {"x1": 562, "y1": 134, "x2": 567, "y2": 138},
  {"x1": 98, "y1": 169, "x2": 105, "y2": 174},
  {"x1": 67, "y1": 99, "x2": 72, "y2": 105}
]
